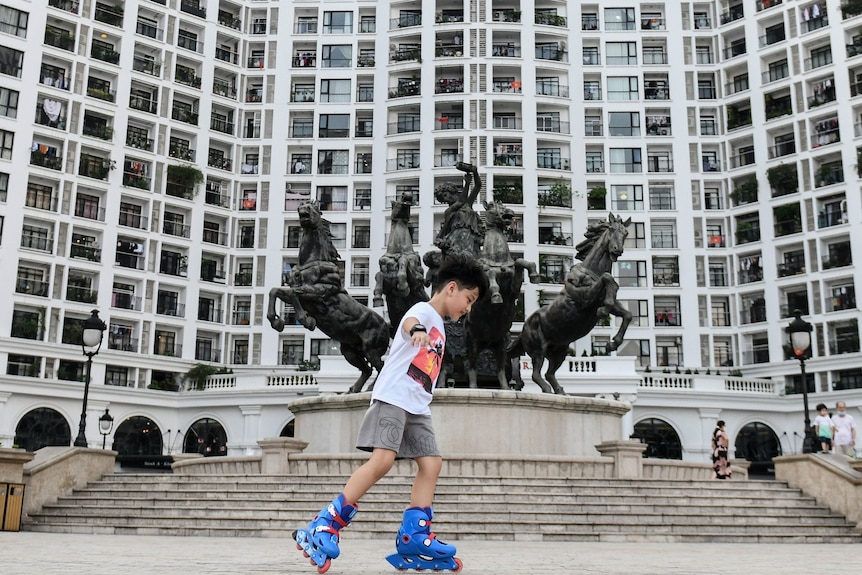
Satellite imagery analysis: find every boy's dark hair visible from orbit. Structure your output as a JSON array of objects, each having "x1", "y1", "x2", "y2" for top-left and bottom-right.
[
  {"x1": 816, "y1": 403, "x2": 827, "y2": 411},
  {"x1": 434, "y1": 254, "x2": 489, "y2": 300}
]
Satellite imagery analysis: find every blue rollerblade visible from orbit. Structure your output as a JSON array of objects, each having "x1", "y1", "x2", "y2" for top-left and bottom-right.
[
  {"x1": 293, "y1": 494, "x2": 358, "y2": 573},
  {"x1": 385, "y1": 507, "x2": 463, "y2": 572}
]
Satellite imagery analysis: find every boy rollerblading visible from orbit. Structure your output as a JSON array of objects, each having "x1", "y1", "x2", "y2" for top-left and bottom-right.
[{"x1": 290, "y1": 256, "x2": 487, "y2": 572}]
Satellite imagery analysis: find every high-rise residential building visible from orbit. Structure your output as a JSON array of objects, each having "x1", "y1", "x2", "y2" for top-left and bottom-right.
[{"x1": 0, "y1": 0, "x2": 860, "y2": 403}]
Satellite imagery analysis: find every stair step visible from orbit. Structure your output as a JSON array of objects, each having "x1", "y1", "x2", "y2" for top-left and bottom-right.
[{"x1": 25, "y1": 473, "x2": 861, "y2": 544}]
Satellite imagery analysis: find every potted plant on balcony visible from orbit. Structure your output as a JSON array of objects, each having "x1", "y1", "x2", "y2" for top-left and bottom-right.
[
  {"x1": 166, "y1": 164, "x2": 204, "y2": 197},
  {"x1": 842, "y1": 1, "x2": 862, "y2": 19},
  {"x1": 774, "y1": 203, "x2": 801, "y2": 235},
  {"x1": 766, "y1": 163, "x2": 798, "y2": 196},
  {"x1": 587, "y1": 186, "x2": 607, "y2": 210},
  {"x1": 729, "y1": 176, "x2": 758, "y2": 205}
]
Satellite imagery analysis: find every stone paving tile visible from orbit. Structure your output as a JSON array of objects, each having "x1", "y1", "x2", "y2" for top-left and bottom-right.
[{"x1": 0, "y1": 532, "x2": 856, "y2": 574}]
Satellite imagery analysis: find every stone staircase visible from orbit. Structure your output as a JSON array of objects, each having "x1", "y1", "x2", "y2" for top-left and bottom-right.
[{"x1": 24, "y1": 473, "x2": 862, "y2": 543}]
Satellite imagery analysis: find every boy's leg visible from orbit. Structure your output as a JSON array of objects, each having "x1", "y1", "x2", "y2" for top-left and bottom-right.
[
  {"x1": 343, "y1": 447, "x2": 397, "y2": 504},
  {"x1": 410, "y1": 455, "x2": 443, "y2": 508}
]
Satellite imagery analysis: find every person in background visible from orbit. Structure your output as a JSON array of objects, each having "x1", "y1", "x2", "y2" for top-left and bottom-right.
[
  {"x1": 711, "y1": 420, "x2": 732, "y2": 479},
  {"x1": 812, "y1": 403, "x2": 833, "y2": 454},
  {"x1": 831, "y1": 401, "x2": 857, "y2": 457}
]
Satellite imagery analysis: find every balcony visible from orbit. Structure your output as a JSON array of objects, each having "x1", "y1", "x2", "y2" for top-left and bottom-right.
[
  {"x1": 15, "y1": 278, "x2": 49, "y2": 297},
  {"x1": 34, "y1": 105, "x2": 66, "y2": 130},
  {"x1": 129, "y1": 94, "x2": 158, "y2": 114},
  {"x1": 435, "y1": 78, "x2": 463, "y2": 94},
  {"x1": 30, "y1": 145, "x2": 63, "y2": 170},
  {"x1": 391, "y1": 14, "x2": 421, "y2": 29},
  {"x1": 70, "y1": 243, "x2": 101, "y2": 262},
  {"x1": 175, "y1": 66, "x2": 201, "y2": 89},
  {"x1": 215, "y1": 47, "x2": 239, "y2": 65},
  {"x1": 213, "y1": 79, "x2": 238, "y2": 100},
  {"x1": 126, "y1": 132, "x2": 154, "y2": 151},
  {"x1": 389, "y1": 81, "x2": 420, "y2": 99},
  {"x1": 234, "y1": 273, "x2": 253, "y2": 287},
  {"x1": 48, "y1": 0, "x2": 79, "y2": 14},
  {"x1": 218, "y1": 10, "x2": 242, "y2": 30},
  {"x1": 207, "y1": 154, "x2": 233, "y2": 172},
  {"x1": 823, "y1": 246, "x2": 853, "y2": 269},
  {"x1": 202, "y1": 228, "x2": 229, "y2": 246},
  {"x1": 94, "y1": 3, "x2": 124, "y2": 27},
  {"x1": 210, "y1": 117, "x2": 234, "y2": 135},
  {"x1": 90, "y1": 43, "x2": 120, "y2": 65},
  {"x1": 180, "y1": 0, "x2": 206, "y2": 18},
  {"x1": 86, "y1": 85, "x2": 116, "y2": 103},
  {"x1": 78, "y1": 154, "x2": 112, "y2": 180},
  {"x1": 171, "y1": 105, "x2": 199, "y2": 126},
  {"x1": 66, "y1": 284, "x2": 98, "y2": 304},
  {"x1": 492, "y1": 44, "x2": 521, "y2": 58},
  {"x1": 735, "y1": 223, "x2": 761, "y2": 245},
  {"x1": 44, "y1": 26, "x2": 75, "y2": 51},
  {"x1": 136, "y1": 19, "x2": 163, "y2": 40}
]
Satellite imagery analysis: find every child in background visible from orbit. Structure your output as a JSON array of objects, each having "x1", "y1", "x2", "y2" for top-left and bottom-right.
[{"x1": 812, "y1": 403, "x2": 832, "y2": 454}]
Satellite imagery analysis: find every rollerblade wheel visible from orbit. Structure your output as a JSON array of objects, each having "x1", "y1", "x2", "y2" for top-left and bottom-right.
[
  {"x1": 452, "y1": 558, "x2": 463, "y2": 572},
  {"x1": 317, "y1": 558, "x2": 332, "y2": 574}
]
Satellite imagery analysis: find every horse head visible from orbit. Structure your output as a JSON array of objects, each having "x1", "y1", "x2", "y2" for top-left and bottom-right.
[
  {"x1": 576, "y1": 213, "x2": 631, "y2": 268},
  {"x1": 391, "y1": 192, "x2": 415, "y2": 222},
  {"x1": 482, "y1": 200, "x2": 514, "y2": 232},
  {"x1": 603, "y1": 213, "x2": 631, "y2": 262},
  {"x1": 297, "y1": 200, "x2": 322, "y2": 231}
]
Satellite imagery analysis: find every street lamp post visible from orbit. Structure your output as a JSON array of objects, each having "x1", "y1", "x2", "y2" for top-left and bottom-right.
[
  {"x1": 73, "y1": 310, "x2": 107, "y2": 448},
  {"x1": 786, "y1": 310, "x2": 814, "y2": 454},
  {"x1": 99, "y1": 408, "x2": 114, "y2": 450}
]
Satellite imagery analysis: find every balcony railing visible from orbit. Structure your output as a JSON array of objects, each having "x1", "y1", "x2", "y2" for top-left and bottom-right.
[
  {"x1": 213, "y1": 80, "x2": 238, "y2": 100},
  {"x1": 180, "y1": 0, "x2": 206, "y2": 18},
  {"x1": 132, "y1": 56, "x2": 161, "y2": 76},
  {"x1": 66, "y1": 284, "x2": 98, "y2": 303},
  {"x1": 15, "y1": 278, "x2": 50, "y2": 297},
  {"x1": 129, "y1": 95, "x2": 158, "y2": 114},
  {"x1": 126, "y1": 132, "x2": 154, "y2": 151}
]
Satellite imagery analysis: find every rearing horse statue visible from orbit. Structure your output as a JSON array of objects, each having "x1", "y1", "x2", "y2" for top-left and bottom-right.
[
  {"x1": 266, "y1": 200, "x2": 390, "y2": 393},
  {"x1": 465, "y1": 200, "x2": 539, "y2": 389},
  {"x1": 373, "y1": 193, "x2": 428, "y2": 337},
  {"x1": 508, "y1": 213, "x2": 633, "y2": 394}
]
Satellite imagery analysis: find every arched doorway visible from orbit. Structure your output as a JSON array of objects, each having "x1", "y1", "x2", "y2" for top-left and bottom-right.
[
  {"x1": 113, "y1": 416, "x2": 163, "y2": 456},
  {"x1": 280, "y1": 420, "x2": 295, "y2": 438},
  {"x1": 183, "y1": 418, "x2": 228, "y2": 456},
  {"x1": 14, "y1": 407, "x2": 71, "y2": 451},
  {"x1": 734, "y1": 421, "x2": 781, "y2": 477},
  {"x1": 633, "y1": 417, "x2": 683, "y2": 459}
]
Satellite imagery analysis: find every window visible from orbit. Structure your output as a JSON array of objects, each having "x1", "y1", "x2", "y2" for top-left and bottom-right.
[
  {"x1": 651, "y1": 222, "x2": 677, "y2": 249},
  {"x1": 697, "y1": 79, "x2": 716, "y2": 99},
  {"x1": 105, "y1": 365, "x2": 130, "y2": 387},
  {"x1": 585, "y1": 151, "x2": 603, "y2": 172},
  {"x1": 700, "y1": 115, "x2": 717, "y2": 135},
  {"x1": 618, "y1": 300, "x2": 649, "y2": 327},
  {"x1": 0, "y1": 6, "x2": 28, "y2": 37},
  {"x1": 695, "y1": 45, "x2": 712, "y2": 64},
  {"x1": 609, "y1": 148, "x2": 642, "y2": 173},
  {"x1": 604, "y1": 8, "x2": 635, "y2": 30},
  {"x1": 583, "y1": 46, "x2": 599, "y2": 65},
  {"x1": 0, "y1": 128, "x2": 13, "y2": 159},
  {"x1": 712, "y1": 299, "x2": 730, "y2": 327},
  {"x1": 653, "y1": 256, "x2": 679, "y2": 286},
  {"x1": 317, "y1": 150, "x2": 349, "y2": 175},
  {"x1": 322, "y1": 45, "x2": 352, "y2": 67},
  {"x1": 608, "y1": 112, "x2": 640, "y2": 136},
  {"x1": 323, "y1": 11, "x2": 353, "y2": 33},
  {"x1": 616, "y1": 260, "x2": 647, "y2": 287},
  {"x1": 311, "y1": 338, "x2": 341, "y2": 361},
  {"x1": 357, "y1": 81, "x2": 373, "y2": 102},
  {"x1": 316, "y1": 185, "x2": 348, "y2": 211},
  {"x1": 809, "y1": 45, "x2": 832, "y2": 69},
  {"x1": 319, "y1": 114, "x2": 350, "y2": 137},
  {"x1": 606, "y1": 42, "x2": 637, "y2": 65},
  {"x1": 607, "y1": 77, "x2": 638, "y2": 100},
  {"x1": 320, "y1": 79, "x2": 351, "y2": 103},
  {"x1": 0, "y1": 171, "x2": 7, "y2": 202},
  {"x1": 0, "y1": 87, "x2": 18, "y2": 118},
  {"x1": 649, "y1": 186, "x2": 675, "y2": 210},
  {"x1": 612, "y1": 184, "x2": 644, "y2": 211},
  {"x1": 281, "y1": 339, "x2": 304, "y2": 365},
  {"x1": 0, "y1": 46, "x2": 23, "y2": 78},
  {"x1": 625, "y1": 221, "x2": 646, "y2": 248},
  {"x1": 709, "y1": 262, "x2": 727, "y2": 287}
]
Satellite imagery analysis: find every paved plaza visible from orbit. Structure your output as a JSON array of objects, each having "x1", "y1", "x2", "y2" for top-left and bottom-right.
[{"x1": 0, "y1": 531, "x2": 856, "y2": 574}]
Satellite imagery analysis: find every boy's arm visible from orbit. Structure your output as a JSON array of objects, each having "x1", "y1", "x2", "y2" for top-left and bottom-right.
[{"x1": 402, "y1": 316, "x2": 431, "y2": 347}]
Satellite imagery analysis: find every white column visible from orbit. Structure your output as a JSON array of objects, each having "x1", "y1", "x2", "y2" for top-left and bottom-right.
[{"x1": 238, "y1": 405, "x2": 263, "y2": 455}]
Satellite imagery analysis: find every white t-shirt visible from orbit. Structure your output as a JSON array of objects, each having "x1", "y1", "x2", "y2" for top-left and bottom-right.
[
  {"x1": 831, "y1": 413, "x2": 857, "y2": 445},
  {"x1": 370, "y1": 301, "x2": 445, "y2": 415},
  {"x1": 813, "y1": 414, "x2": 832, "y2": 438}
]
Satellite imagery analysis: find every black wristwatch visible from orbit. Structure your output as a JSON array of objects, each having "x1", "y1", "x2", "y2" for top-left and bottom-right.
[{"x1": 409, "y1": 324, "x2": 427, "y2": 336}]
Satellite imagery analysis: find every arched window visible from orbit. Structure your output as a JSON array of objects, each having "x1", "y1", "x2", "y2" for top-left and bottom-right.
[
  {"x1": 633, "y1": 417, "x2": 682, "y2": 459},
  {"x1": 14, "y1": 407, "x2": 71, "y2": 451},
  {"x1": 280, "y1": 420, "x2": 295, "y2": 437},
  {"x1": 112, "y1": 416, "x2": 163, "y2": 456},
  {"x1": 183, "y1": 417, "x2": 228, "y2": 456},
  {"x1": 734, "y1": 421, "x2": 781, "y2": 476}
]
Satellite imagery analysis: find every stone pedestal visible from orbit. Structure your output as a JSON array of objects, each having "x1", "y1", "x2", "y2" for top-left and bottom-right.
[
  {"x1": 288, "y1": 389, "x2": 631, "y2": 458},
  {"x1": 0, "y1": 448, "x2": 35, "y2": 483},
  {"x1": 258, "y1": 437, "x2": 309, "y2": 474},
  {"x1": 595, "y1": 440, "x2": 648, "y2": 478}
]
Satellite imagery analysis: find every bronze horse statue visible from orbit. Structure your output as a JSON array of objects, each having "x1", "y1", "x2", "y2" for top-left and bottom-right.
[
  {"x1": 508, "y1": 213, "x2": 633, "y2": 394},
  {"x1": 373, "y1": 193, "x2": 428, "y2": 337},
  {"x1": 465, "y1": 200, "x2": 539, "y2": 389},
  {"x1": 267, "y1": 200, "x2": 389, "y2": 393}
]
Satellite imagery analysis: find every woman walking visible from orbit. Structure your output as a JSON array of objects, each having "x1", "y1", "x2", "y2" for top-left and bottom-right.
[{"x1": 712, "y1": 420, "x2": 732, "y2": 479}]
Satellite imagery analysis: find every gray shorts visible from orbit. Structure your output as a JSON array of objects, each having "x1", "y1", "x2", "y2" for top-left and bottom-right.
[{"x1": 356, "y1": 401, "x2": 440, "y2": 459}]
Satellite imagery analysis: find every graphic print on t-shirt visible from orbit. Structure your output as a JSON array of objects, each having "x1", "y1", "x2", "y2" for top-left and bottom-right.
[{"x1": 406, "y1": 326, "x2": 444, "y2": 393}]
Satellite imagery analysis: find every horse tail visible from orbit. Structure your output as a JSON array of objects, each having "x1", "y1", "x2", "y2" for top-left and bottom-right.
[{"x1": 507, "y1": 333, "x2": 524, "y2": 358}]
